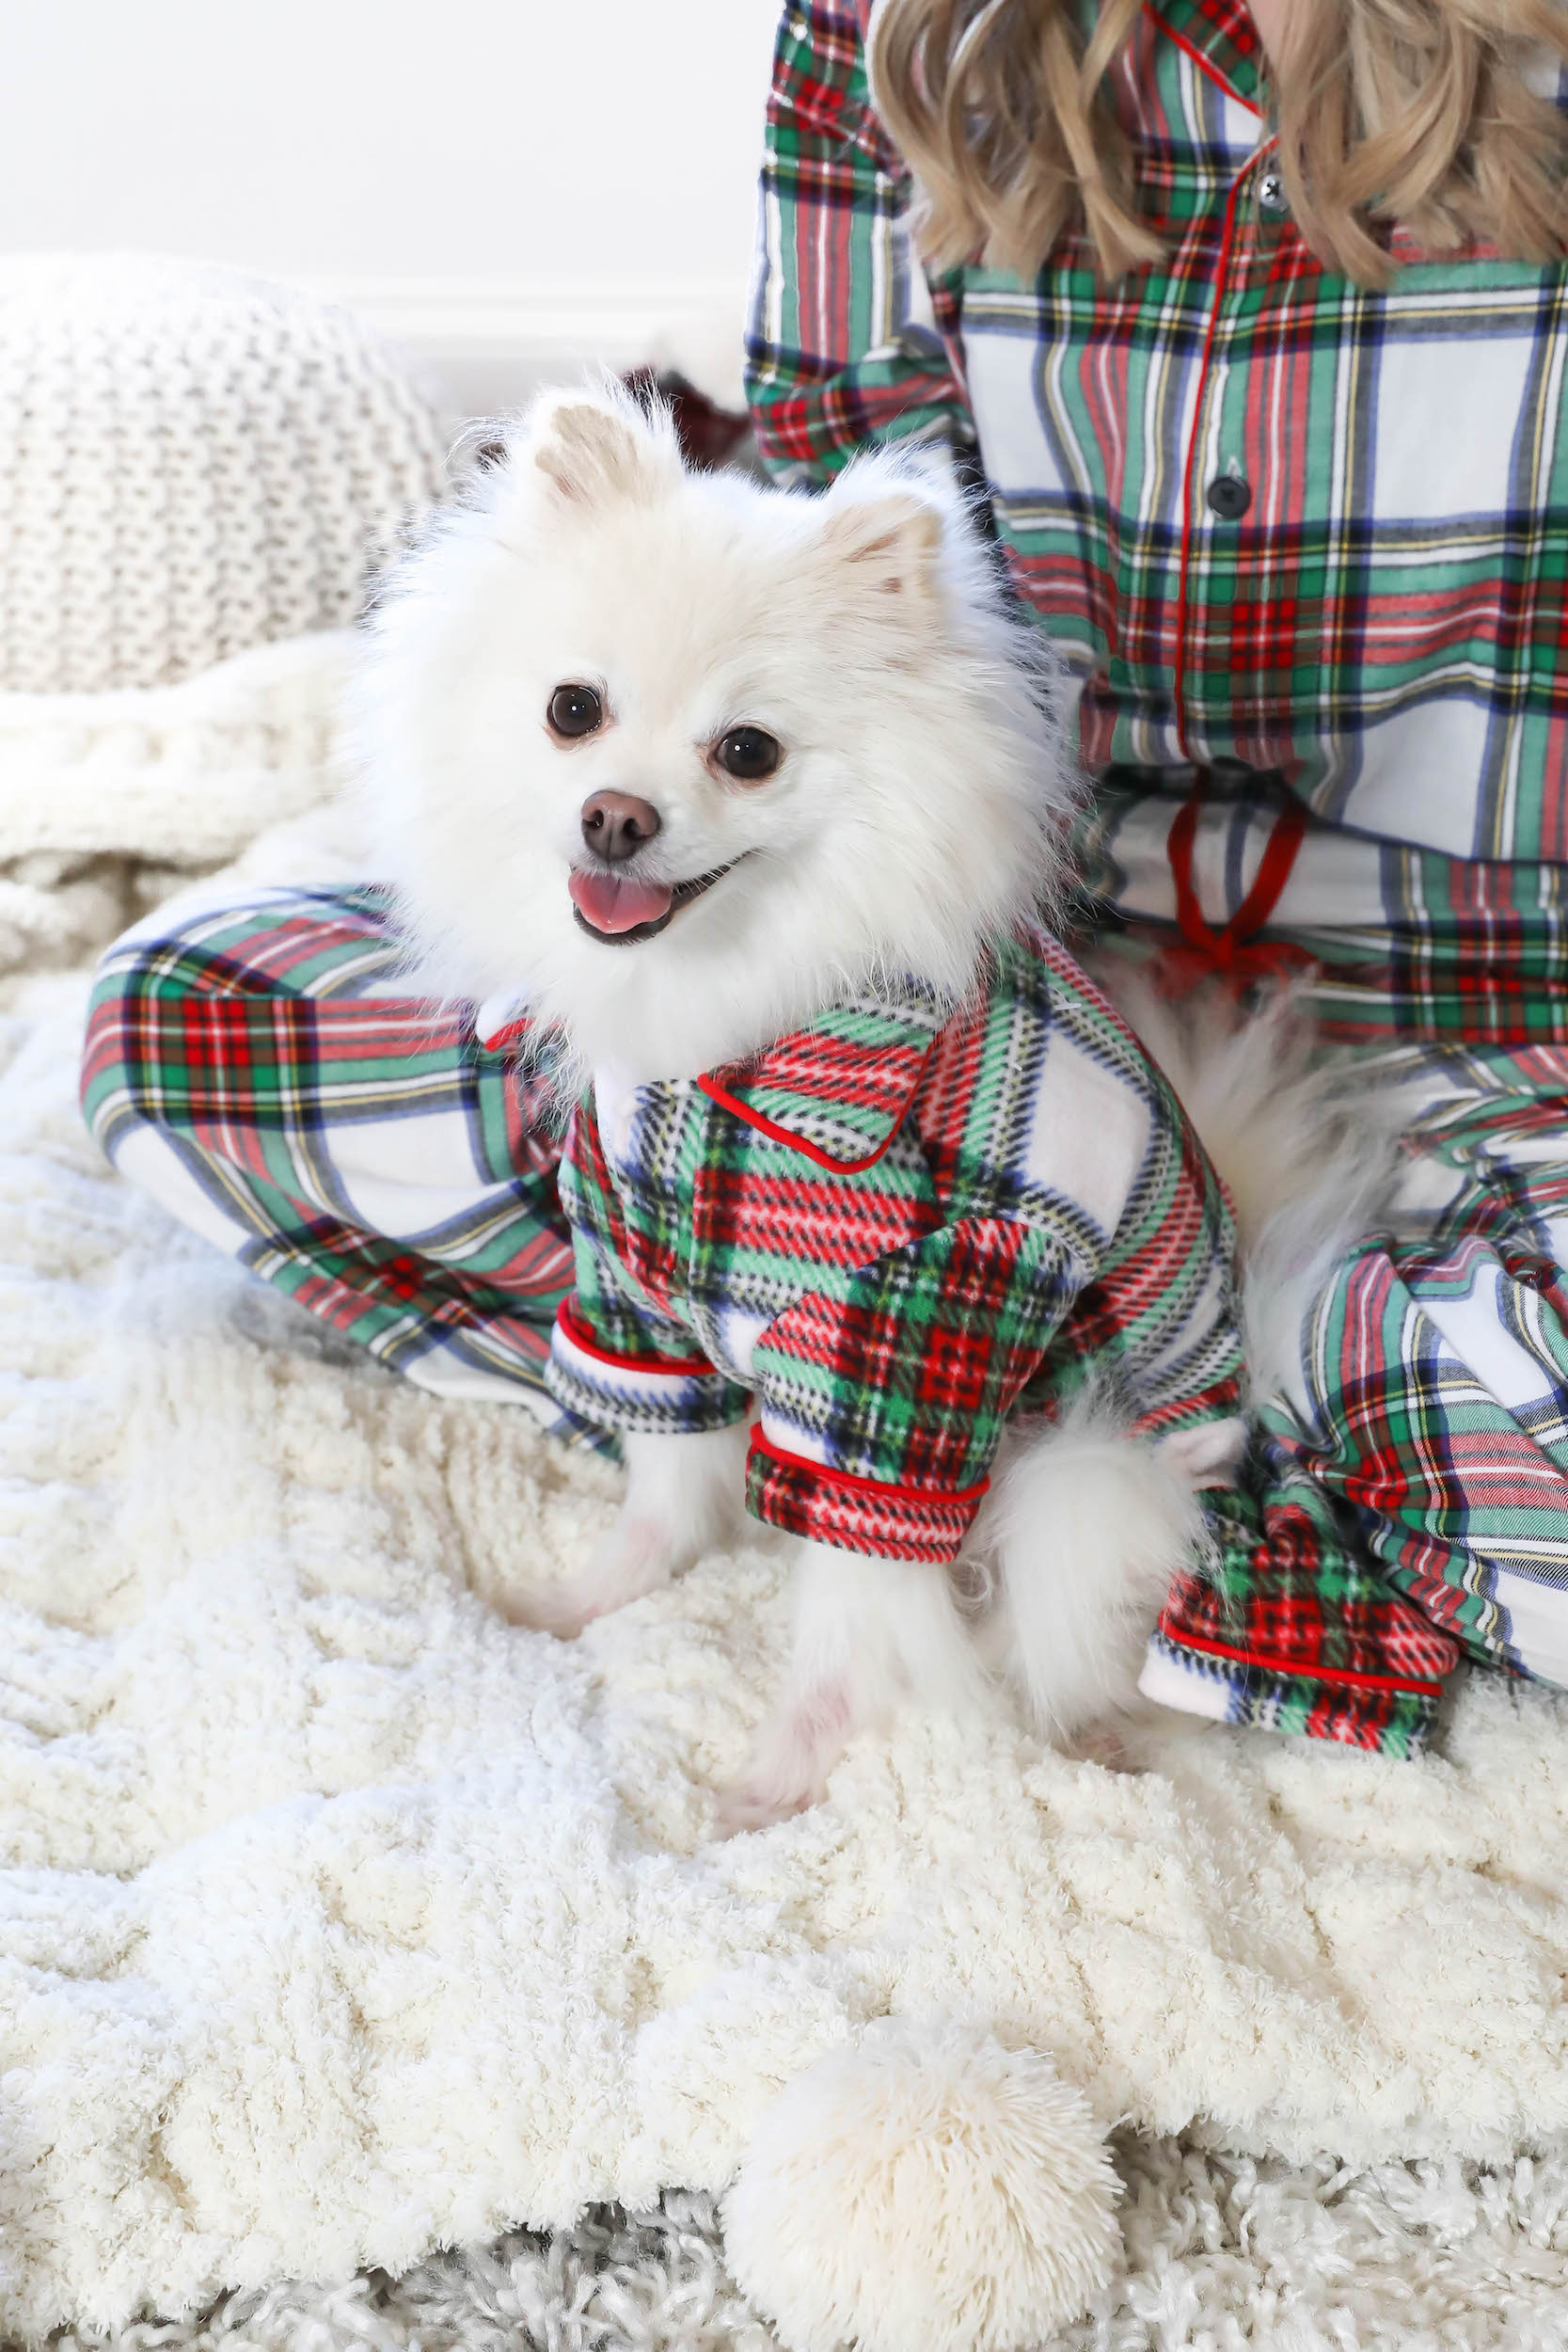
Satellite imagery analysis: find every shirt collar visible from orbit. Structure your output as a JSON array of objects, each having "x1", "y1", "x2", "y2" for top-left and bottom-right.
[
  {"x1": 1144, "y1": 0, "x2": 1265, "y2": 113},
  {"x1": 860, "y1": 0, "x2": 1266, "y2": 113},
  {"x1": 697, "y1": 976, "x2": 956, "y2": 1174}
]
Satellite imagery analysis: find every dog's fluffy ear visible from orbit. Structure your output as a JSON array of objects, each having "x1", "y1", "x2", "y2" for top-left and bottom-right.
[
  {"x1": 529, "y1": 389, "x2": 680, "y2": 508},
  {"x1": 816, "y1": 488, "x2": 945, "y2": 603}
]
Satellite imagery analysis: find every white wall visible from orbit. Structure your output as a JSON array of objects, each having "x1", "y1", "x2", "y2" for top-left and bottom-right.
[{"x1": 0, "y1": 0, "x2": 784, "y2": 410}]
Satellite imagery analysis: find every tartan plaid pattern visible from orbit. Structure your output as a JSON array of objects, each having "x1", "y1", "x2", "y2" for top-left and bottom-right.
[
  {"x1": 1283, "y1": 1056, "x2": 1568, "y2": 1688},
  {"x1": 81, "y1": 884, "x2": 604, "y2": 1447},
  {"x1": 747, "y1": 1432, "x2": 986, "y2": 1565},
  {"x1": 746, "y1": 0, "x2": 1568, "y2": 1036},
  {"x1": 1149, "y1": 1041, "x2": 1568, "y2": 1719},
  {"x1": 1142, "y1": 1447, "x2": 1456, "y2": 1754},
  {"x1": 545, "y1": 921, "x2": 1247, "y2": 1561},
  {"x1": 1074, "y1": 781, "x2": 1568, "y2": 1049}
]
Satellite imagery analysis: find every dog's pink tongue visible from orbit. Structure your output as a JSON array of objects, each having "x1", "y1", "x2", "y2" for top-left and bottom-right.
[{"x1": 569, "y1": 869, "x2": 674, "y2": 934}]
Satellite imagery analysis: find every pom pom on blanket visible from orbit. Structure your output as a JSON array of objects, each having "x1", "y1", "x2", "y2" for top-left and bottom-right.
[{"x1": 723, "y1": 2018, "x2": 1121, "y2": 2352}]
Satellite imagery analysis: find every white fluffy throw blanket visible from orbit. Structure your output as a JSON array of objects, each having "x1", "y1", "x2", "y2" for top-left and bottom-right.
[{"x1": 6, "y1": 837, "x2": 1568, "y2": 2349}]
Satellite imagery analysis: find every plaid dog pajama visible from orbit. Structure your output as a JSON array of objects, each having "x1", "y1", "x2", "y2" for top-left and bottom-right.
[{"x1": 542, "y1": 922, "x2": 1246, "y2": 1547}]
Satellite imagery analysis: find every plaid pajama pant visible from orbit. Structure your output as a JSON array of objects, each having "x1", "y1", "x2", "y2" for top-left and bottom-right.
[
  {"x1": 81, "y1": 882, "x2": 604, "y2": 1451},
  {"x1": 1275, "y1": 1038, "x2": 1568, "y2": 1691}
]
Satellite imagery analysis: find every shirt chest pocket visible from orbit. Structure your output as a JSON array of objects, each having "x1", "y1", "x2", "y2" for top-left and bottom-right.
[{"x1": 686, "y1": 1122, "x2": 945, "y2": 1384}]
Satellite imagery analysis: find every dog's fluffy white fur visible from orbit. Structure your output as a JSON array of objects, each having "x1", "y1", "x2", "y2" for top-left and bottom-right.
[
  {"x1": 357, "y1": 382, "x2": 1066, "y2": 1092},
  {"x1": 356, "y1": 384, "x2": 1383, "y2": 1826}
]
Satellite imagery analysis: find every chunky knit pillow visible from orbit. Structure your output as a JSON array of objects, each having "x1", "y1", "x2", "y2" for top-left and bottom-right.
[{"x1": 0, "y1": 255, "x2": 448, "y2": 694}]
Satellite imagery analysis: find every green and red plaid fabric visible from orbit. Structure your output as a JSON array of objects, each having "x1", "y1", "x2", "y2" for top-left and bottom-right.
[
  {"x1": 81, "y1": 884, "x2": 599, "y2": 1445},
  {"x1": 746, "y1": 0, "x2": 1568, "y2": 1041},
  {"x1": 545, "y1": 920, "x2": 1246, "y2": 1560},
  {"x1": 1280, "y1": 1049, "x2": 1568, "y2": 1691},
  {"x1": 1143, "y1": 1449, "x2": 1457, "y2": 1752}
]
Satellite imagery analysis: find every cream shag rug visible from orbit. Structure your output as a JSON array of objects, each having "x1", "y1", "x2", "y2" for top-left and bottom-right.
[
  {"x1": 6, "y1": 838, "x2": 1568, "y2": 2348},
  {"x1": 40, "y1": 2154, "x2": 1568, "y2": 2352}
]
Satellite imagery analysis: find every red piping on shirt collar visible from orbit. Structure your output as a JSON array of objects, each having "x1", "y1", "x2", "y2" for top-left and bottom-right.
[{"x1": 1143, "y1": 2, "x2": 1263, "y2": 115}]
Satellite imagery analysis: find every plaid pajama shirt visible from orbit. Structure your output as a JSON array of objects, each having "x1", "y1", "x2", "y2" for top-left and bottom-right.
[
  {"x1": 743, "y1": 0, "x2": 1568, "y2": 1716},
  {"x1": 539, "y1": 925, "x2": 1458, "y2": 1746},
  {"x1": 747, "y1": 0, "x2": 1568, "y2": 1041}
]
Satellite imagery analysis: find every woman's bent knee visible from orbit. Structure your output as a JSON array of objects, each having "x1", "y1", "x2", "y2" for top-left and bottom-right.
[{"x1": 81, "y1": 883, "x2": 406, "y2": 1162}]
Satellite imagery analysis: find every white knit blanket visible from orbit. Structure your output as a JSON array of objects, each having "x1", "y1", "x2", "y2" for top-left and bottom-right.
[{"x1": 6, "y1": 865, "x2": 1568, "y2": 2339}]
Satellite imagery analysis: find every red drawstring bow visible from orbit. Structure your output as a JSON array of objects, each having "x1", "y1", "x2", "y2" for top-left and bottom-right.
[{"x1": 1160, "y1": 768, "x2": 1315, "y2": 995}]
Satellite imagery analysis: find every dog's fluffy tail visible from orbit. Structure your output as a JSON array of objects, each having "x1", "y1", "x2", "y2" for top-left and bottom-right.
[
  {"x1": 1090, "y1": 961, "x2": 1398, "y2": 1411},
  {"x1": 974, "y1": 1390, "x2": 1214, "y2": 1743}
]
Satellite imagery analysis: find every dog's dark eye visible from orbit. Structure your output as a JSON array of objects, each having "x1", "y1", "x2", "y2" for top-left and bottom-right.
[
  {"x1": 716, "y1": 726, "x2": 782, "y2": 783},
  {"x1": 548, "y1": 683, "x2": 603, "y2": 739}
]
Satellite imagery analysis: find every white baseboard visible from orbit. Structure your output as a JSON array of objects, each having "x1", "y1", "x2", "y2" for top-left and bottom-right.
[{"x1": 301, "y1": 278, "x2": 753, "y2": 423}]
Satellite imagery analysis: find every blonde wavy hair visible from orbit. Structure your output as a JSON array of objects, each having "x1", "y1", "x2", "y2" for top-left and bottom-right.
[{"x1": 869, "y1": 0, "x2": 1568, "y2": 287}]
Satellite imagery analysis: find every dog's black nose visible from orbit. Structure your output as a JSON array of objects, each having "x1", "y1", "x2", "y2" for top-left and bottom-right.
[{"x1": 580, "y1": 790, "x2": 661, "y2": 864}]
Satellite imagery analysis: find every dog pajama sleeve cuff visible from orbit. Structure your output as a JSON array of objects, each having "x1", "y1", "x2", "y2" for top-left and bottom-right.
[
  {"x1": 737, "y1": 1217, "x2": 1081, "y2": 1564},
  {"x1": 744, "y1": 1424, "x2": 989, "y2": 1565},
  {"x1": 545, "y1": 1299, "x2": 752, "y2": 1440},
  {"x1": 1137, "y1": 1454, "x2": 1460, "y2": 1757}
]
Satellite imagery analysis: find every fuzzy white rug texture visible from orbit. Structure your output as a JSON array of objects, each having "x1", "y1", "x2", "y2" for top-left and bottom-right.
[
  {"x1": 42, "y1": 2153, "x2": 1568, "y2": 2352},
  {"x1": 6, "y1": 823, "x2": 1568, "y2": 2342}
]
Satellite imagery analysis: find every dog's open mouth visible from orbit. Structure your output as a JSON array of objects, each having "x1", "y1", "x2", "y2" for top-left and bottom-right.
[{"x1": 568, "y1": 860, "x2": 739, "y2": 945}]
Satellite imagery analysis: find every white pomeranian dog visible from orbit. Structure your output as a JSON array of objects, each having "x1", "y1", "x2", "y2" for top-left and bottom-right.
[{"x1": 356, "y1": 382, "x2": 1376, "y2": 1830}]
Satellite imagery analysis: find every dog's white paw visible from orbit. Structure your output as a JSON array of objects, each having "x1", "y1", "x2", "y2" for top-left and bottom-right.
[
  {"x1": 515, "y1": 1513, "x2": 676, "y2": 1639},
  {"x1": 1067, "y1": 1699, "x2": 1211, "y2": 1774},
  {"x1": 711, "y1": 1778, "x2": 811, "y2": 1839},
  {"x1": 712, "y1": 1681, "x2": 853, "y2": 1836},
  {"x1": 516, "y1": 1422, "x2": 751, "y2": 1637}
]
